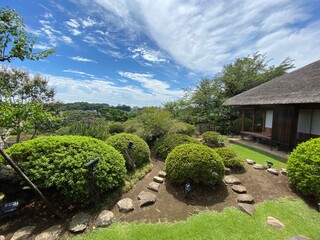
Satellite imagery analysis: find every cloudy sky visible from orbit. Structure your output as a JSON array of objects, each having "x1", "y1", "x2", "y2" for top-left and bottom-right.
[{"x1": 1, "y1": 0, "x2": 320, "y2": 107}]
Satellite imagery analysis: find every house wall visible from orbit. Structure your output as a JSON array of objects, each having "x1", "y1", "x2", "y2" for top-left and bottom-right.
[{"x1": 296, "y1": 109, "x2": 320, "y2": 143}]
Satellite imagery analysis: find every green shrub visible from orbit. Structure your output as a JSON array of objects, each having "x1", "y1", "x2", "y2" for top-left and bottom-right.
[
  {"x1": 165, "y1": 143, "x2": 224, "y2": 185},
  {"x1": 215, "y1": 147, "x2": 245, "y2": 169},
  {"x1": 287, "y1": 138, "x2": 320, "y2": 201},
  {"x1": 202, "y1": 131, "x2": 223, "y2": 148},
  {"x1": 169, "y1": 122, "x2": 196, "y2": 136},
  {"x1": 106, "y1": 133, "x2": 150, "y2": 169},
  {"x1": 154, "y1": 134, "x2": 200, "y2": 160},
  {"x1": 3, "y1": 136, "x2": 126, "y2": 203},
  {"x1": 108, "y1": 122, "x2": 125, "y2": 134}
]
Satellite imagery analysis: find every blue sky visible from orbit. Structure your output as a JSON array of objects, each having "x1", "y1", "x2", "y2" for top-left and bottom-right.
[{"x1": 1, "y1": 0, "x2": 320, "y2": 107}]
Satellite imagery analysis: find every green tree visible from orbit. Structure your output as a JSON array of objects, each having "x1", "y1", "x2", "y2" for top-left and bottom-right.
[
  {"x1": 0, "y1": 7, "x2": 55, "y2": 62},
  {"x1": 0, "y1": 67, "x2": 60, "y2": 143}
]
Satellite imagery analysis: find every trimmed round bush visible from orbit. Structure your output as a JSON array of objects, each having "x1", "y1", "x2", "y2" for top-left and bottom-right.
[
  {"x1": 287, "y1": 138, "x2": 320, "y2": 201},
  {"x1": 165, "y1": 143, "x2": 224, "y2": 185},
  {"x1": 106, "y1": 133, "x2": 150, "y2": 169},
  {"x1": 215, "y1": 147, "x2": 245, "y2": 169},
  {"x1": 3, "y1": 136, "x2": 126, "y2": 203},
  {"x1": 108, "y1": 122, "x2": 125, "y2": 134},
  {"x1": 170, "y1": 122, "x2": 196, "y2": 136},
  {"x1": 154, "y1": 134, "x2": 200, "y2": 160},
  {"x1": 202, "y1": 131, "x2": 222, "y2": 148}
]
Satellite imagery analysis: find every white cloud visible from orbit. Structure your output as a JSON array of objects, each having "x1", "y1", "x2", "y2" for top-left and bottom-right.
[
  {"x1": 81, "y1": 17, "x2": 97, "y2": 28},
  {"x1": 89, "y1": 0, "x2": 320, "y2": 73},
  {"x1": 63, "y1": 69, "x2": 95, "y2": 78},
  {"x1": 70, "y1": 56, "x2": 97, "y2": 63},
  {"x1": 62, "y1": 36, "x2": 73, "y2": 44},
  {"x1": 128, "y1": 47, "x2": 167, "y2": 64},
  {"x1": 34, "y1": 43, "x2": 53, "y2": 50},
  {"x1": 65, "y1": 19, "x2": 80, "y2": 28},
  {"x1": 44, "y1": 73, "x2": 181, "y2": 107}
]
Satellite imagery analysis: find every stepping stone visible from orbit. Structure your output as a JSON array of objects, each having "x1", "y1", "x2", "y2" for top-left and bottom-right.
[
  {"x1": 0, "y1": 236, "x2": 4, "y2": 240},
  {"x1": 246, "y1": 159, "x2": 256, "y2": 165},
  {"x1": 117, "y1": 198, "x2": 134, "y2": 213},
  {"x1": 153, "y1": 176, "x2": 164, "y2": 183},
  {"x1": 280, "y1": 168, "x2": 287, "y2": 176},
  {"x1": 69, "y1": 212, "x2": 91, "y2": 233},
  {"x1": 288, "y1": 236, "x2": 309, "y2": 240},
  {"x1": 267, "y1": 216, "x2": 284, "y2": 228},
  {"x1": 224, "y1": 175, "x2": 241, "y2": 185},
  {"x1": 35, "y1": 225, "x2": 63, "y2": 240},
  {"x1": 237, "y1": 194, "x2": 254, "y2": 204},
  {"x1": 224, "y1": 167, "x2": 231, "y2": 175},
  {"x1": 232, "y1": 185, "x2": 247, "y2": 193},
  {"x1": 11, "y1": 226, "x2": 36, "y2": 240},
  {"x1": 147, "y1": 182, "x2": 160, "y2": 192},
  {"x1": 158, "y1": 170, "x2": 167, "y2": 178},
  {"x1": 95, "y1": 210, "x2": 114, "y2": 228},
  {"x1": 267, "y1": 168, "x2": 279, "y2": 175},
  {"x1": 253, "y1": 163, "x2": 267, "y2": 170},
  {"x1": 237, "y1": 203, "x2": 255, "y2": 216},
  {"x1": 138, "y1": 191, "x2": 156, "y2": 207}
]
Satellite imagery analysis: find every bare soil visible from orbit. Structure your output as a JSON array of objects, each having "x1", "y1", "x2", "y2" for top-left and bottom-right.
[{"x1": 0, "y1": 158, "x2": 313, "y2": 239}]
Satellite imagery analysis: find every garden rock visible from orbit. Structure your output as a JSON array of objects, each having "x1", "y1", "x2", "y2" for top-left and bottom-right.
[
  {"x1": 288, "y1": 236, "x2": 309, "y2": 240},
  {"x1": 232, "y1": 185, "x2": 247, "y2": 193},
  {"x1": 95, "y1": 210, "x2": 114, "y2": 228},
  {"x1": 158, "y1": 170, "x2": 167, "y2": 178},
  {"x1": 267, "y1": 216, "x2": 284, "y2": 228},
  {"x1": 147, "y1": 182, "x2": 160, "y2": 192},
  {"x1": 138, "y1": 191, "x2": 157, "y2": 207},
  {"x1": 224, "y1": 167, "x2": 231, "y2": 175},
  {"x1": 281, "y1": 168, "x2": 287, "y2": 176},
  {"x1": 0, "y1": 235, "x2": 4, "y2": 240},
  {"x1": 237, "y1": 203, "x2": 255, "y2": 216},
  {"x1": 11, "y1": 226, "x2": 36, "y2": 240},
  {"x1": 153, "y1": 176, "x2": 164, "y2": 183},
  {"x1": 224, "y1": 175, "x2": 241, "y2": 185},
  {"x1": 267, "y1": 168, "x2": 279, "y2": 175},
  {"x1": 253, "y1": 164, "x2": 267, "y2": 170},
  {"x1": 246, "y1": 159, "x2": 255, "y2": 165},
  {"x1": 69, "y1": 212, "x2": 91, "y2": 233},
  {"x1": 117, "y1": 198, "x2": 134, "y2": 213},
  {"x1": 35, "y1": 225, "x2": 63, "y2": 240},
  {"x1": 237, "y1": 194, "x2": 254, "y2": 204}
]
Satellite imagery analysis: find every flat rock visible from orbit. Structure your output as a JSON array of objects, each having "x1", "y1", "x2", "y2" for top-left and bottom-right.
[
  {"x1": 267, "y1": 216, "x2": 285, "y2": 228},
  {"x1": 138, "y1": 191, "x2": 156, "y2": 207},
  {"x1": 69, "y1": 212, "x2": 91, "y2": 233},
  {"x1": 224, "y1": 167, "x2": 231, "y2": 175},
  {"x1": 158, "y1": 170, "x2": 167, "y2": 178},
  {"x1": 147, "y1": 182, "x2": 160, "y2": 192},
  {"x1": 95, "y1": 210, "x2": 114, "y2": 228},
  {"x1": 246, "y1": 159, "x2": 256, "y2": 165},
  {"x1": 281, "y1": 168, "x2": 287, "y2": 176},
  {"x1": 11, "y1": 226, "x2": 36, "y2": 240},
  {"x1": 224, "y1": 175, "x2": 241, "y2": 185},
  {"x1": 288, "y1": 236, "x2": 309, "y2": 240},
  {"x1": 232, "y1": 185, "x2": 247, "y2": 193},
  {"x1": 153, "y1": 176, "x2": 164, "y2": 183},
  {"x1": 237, "y1": 203, "x2": 255, "y2": 216},
  {"x1": 253, "y1": 163, "x2": 267, "y2": 170},
  {"x1": 0, "y1": 236, "x2": 4, "y2": 240},
  {"x1": 35, "y1": 225, "x2": 63, "y2": 240},
  {"x1": 237, "y1": 194, "x2": 254, "y2": 204},
  {"x1": 117, "y1": 198, "x2": 134, "y2": 213},
  {"x1": 267, "y1": 168, "x2": 279, "y2": 175}
]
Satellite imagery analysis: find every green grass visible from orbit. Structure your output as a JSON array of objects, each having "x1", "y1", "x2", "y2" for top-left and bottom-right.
[
  {"x1": 229, "y1": 143, "x2": 287, "y2": 168},
  {"x1": 73, "y1": 198, "x2": 320, "y2": 240}
]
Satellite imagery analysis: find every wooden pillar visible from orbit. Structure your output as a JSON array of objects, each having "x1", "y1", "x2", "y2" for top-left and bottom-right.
[
  {"x1": 262, "y1": 110, "x2": 266, "y2": 132},
  {"x1": 252, "y1": 109, "x2": 256, "y2": 132},
  {"x1": 241, "y1": 111, "x2": 245, "y2": 131}
]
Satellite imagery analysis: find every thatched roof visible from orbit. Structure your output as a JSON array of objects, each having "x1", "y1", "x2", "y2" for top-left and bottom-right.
[{"x1": 223, "y1": 59, "x2": 320, "y2": 106}]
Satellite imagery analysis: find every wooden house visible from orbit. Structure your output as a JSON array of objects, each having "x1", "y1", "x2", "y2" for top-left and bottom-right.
[{"x1": 223, "y1": 59, "x2": 320, "y2": 150}]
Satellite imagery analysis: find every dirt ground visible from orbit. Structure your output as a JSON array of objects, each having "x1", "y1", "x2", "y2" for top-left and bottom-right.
[{"x1": 0, "y1": 158, "x2": 311, "y2": 239}]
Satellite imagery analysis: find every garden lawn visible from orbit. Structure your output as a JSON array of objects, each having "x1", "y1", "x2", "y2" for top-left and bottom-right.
[
  {"x1": 73, "y1": 199, "x2": 320, "y2": 240},
  {"x1": 229, "y1": 143, "x2": 287, "y2": 168}
]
